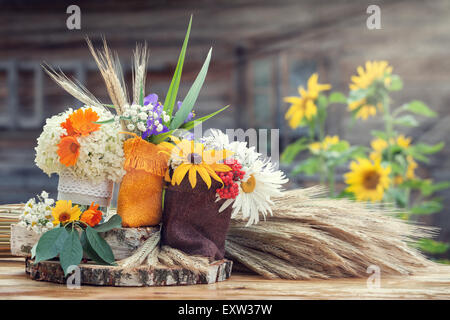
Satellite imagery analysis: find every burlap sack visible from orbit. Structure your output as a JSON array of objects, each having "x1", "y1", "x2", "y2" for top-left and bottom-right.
[
  {"x1": 161, "y1": 174, "x2": 232, "y2": 260},
  {"x1": 117, "y1": 136, "x2": 168, "y2": 227}
]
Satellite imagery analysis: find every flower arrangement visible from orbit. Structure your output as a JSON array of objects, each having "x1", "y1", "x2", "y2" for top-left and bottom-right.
[
  {"x1": 281, "y1": 61, "x2": 450, "y2": 258},
  {"x1": 35, "y1": 106, "x2": 125, "y2": 183},
  {"x1": 32, "y1": 199, "x2": 122, "y2": 275}
]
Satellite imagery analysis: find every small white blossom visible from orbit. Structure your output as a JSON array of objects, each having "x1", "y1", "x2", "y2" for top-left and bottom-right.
[
  {"x1": 40, "y1": 191, "x2": 48, "y2": 199},
  {"x1": 156, "y1": 124, "x2": 163, "y2": 132},
  {"x1": 127, "y1": 123, "x2": 136, "y2": 131}
]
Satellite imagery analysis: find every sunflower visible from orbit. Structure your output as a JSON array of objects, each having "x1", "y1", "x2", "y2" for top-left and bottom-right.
[
  {"x1": 344, "y1": 158, "x2": 391, "y2": 202},
  {"x1": 80, "y1": 202, "x2": 103, "y2": 227},
  {"x1": 57, "y1": 136, "x2": 80, "y2": 166},
  {"x1": 52, "y1": 200, "x2": 82, "y2": 225},
  {"x1": 161, "y1": 137, "x2": 233, "y2": 189},
  {"x1": 348, "y1": 61, "x2": 392, "y2": 120},
  {"x1": 68, "y1": 108, "x2": 101, "y2": 136},
  {"x1": 309, "y1": 135, "x2": 340, "y2": 153},
  {"x1": 221, "y1": 160, "x2": 288, "y2": 226},
  {"x1": 370, "y1": 135, "x2": 412, "y2": 161},
  {"x1": 350, "y1": 60, "x2": 392, "y2": 91},
  {"x1": 284, "y1": 73, "x2": 331, "y2": 129}
]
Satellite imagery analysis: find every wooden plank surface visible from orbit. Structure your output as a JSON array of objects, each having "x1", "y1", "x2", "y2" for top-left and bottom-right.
[{"x1": 1, "y1": 258, "x2": 450, "y2": 300}]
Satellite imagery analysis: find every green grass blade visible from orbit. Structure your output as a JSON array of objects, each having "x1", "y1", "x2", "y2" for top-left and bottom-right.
[
  {"x1": 181, "y1": 105, "x2": 229, "y2": 131},
  {"x1": 169, "y1": 47, "x2": 212, "y2": 130},
  {"x1": 163, "y1": 15, "x2": 192, "y2": 120}
]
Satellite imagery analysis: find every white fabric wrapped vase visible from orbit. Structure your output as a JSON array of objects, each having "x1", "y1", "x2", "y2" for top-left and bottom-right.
[{"x1": 57, "y1": 170, "x2": 113, "y2": 207}]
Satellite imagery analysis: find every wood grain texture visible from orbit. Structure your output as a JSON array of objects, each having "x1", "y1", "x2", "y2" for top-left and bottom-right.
[
  {"x1": 25, "y1": 258, "x2": 232, "y2": 287},
  {"x1": 1, "y1": 258, "x2": 450, "y2": 299}
]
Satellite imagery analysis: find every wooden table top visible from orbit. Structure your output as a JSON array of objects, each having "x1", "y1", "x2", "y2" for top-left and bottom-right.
[{"x1": 1, "y1": 257, "x2": 450, "y2": 300}]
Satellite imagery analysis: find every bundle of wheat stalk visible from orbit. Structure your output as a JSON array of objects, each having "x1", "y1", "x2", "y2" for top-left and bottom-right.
[
  {"x1": 0, "y1": 204, "x2": 22, "y2": 256},
  {"x1": 225, "y1": 187, "x2": 435, "y2": 279}
]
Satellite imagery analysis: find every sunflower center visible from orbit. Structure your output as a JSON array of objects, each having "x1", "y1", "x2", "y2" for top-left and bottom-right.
[
  {"x1": 241, "y1": 175, "x2": 256, "y2": 193},
  {"x1": 70, "y1": 142, "x2": 79, "y2": 154},
  {"x1": 363, "y1": 170, "x2": 380, "y2": 190},
  {"x1": 187, "y1": 153, "x2": 202, "y2": 164},
  {"x1": 58, "y1": 212, "x2": 71, "y2": 222}
]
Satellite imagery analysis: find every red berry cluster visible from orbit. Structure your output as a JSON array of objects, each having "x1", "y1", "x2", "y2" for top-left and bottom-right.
[{"x1": 216, "y1": 159, "x2": 245, "y2": 199}]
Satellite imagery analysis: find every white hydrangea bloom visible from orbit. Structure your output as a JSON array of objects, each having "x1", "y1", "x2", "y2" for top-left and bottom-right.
[{"x1": 35, "y1": 106, "x2": 125, "y2": 183}]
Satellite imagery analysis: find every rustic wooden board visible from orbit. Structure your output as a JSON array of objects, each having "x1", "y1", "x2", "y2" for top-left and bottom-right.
[
  {"x1": 10, "y1": 223, "x2": 159, "y2": 260},
  {"x1": 1, "y1": 258, "x2": 450, "y2": 299},
  {"x1": 25, "y1": 258, "x2": 233, "y2": 287}
]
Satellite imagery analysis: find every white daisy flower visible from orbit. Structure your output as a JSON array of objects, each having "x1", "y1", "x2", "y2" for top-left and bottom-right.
[{"x1": 226, "y1": 160, "x2": 288, "y2": 226}]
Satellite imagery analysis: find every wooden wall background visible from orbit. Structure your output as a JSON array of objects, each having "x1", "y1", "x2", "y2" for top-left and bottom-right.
[{"x1": 1, "y1": 0, "x2": 450, "y2": 255}]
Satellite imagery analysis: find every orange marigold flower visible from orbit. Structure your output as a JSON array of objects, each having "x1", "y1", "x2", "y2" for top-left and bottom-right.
[
  {"x1": 60, "y1": 117, "x2": 77, "y2": 137},
  {"x1": 57, "y1": 136, "x2": 80, "y2": 166},
  {"x1": 68, "y1": 108, "x2": 101, "y2": 136},
  {"x1": 80, "y1": 202, "x2": 103, "y2": 227}
]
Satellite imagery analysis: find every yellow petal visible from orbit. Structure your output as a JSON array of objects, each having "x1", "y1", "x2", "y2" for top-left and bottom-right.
[
  {"x1": 196, "y1": 166, "x2": 212, "y2": 189},
  {"x1": 189, "y1": 166, "x2": 197, "y2": 188},
  {"x1": 173, "y1": 163, "x2": 191, "y2": 185}
]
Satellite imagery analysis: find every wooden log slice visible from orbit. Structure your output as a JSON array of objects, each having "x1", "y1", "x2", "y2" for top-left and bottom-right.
[
  {"x1": 25, "y1": 258, "x2": 233, "y2": 286},
  {"x1": 10, "y1": 224, "x2": 159, "y2": 260}
]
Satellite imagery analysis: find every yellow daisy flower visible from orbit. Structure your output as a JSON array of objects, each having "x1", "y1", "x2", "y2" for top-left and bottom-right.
[
  {"x1": 344, "y1": 158, "x2": 391, "y2": 202},
  {"x1": 348, "y1": 61, "x2": 392, "y2": 120},
  {"x1": 284, "y1": 73, "x2": 331, "y2": 129},
  {"x1": 161, "y1": 137, "x2": 232, "y2": 189},
  {"x1": 309, "y1": 135, "x2": 340, "y2": 153},
  {"x1": 350, "y1": 60, "x2": 393, "y2": 91},
  {"x1": 52, "y1": 200, "x2": 82, "y2": 225}
]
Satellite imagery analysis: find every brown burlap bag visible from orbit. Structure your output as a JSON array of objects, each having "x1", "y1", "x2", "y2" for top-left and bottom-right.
[{"x1": 161, "y1": 174, "x2": 232, "y2": 260}]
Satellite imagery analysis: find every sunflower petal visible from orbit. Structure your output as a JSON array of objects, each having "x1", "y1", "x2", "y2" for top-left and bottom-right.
[
  {"x1": 196, "y1": 166, "x2": 211, "y2": 189},
  {"x1": 188, "y1": 166, "x2": 197, "y2": 188}
]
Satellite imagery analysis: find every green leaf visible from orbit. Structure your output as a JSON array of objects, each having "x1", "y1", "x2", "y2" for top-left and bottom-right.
[
  {"x1": 417, "y1": 239, "x2": 449, "y2": 254},
  {"x1": 94, "y1": 118, "x2": 116, "y2": 125},
  {"x1": 291, "y1": 158, "x2": 320, "y2": 175},
  {"x1": 414, "y1": 142, "x2": 445, "y2": 155},
  {"x1": 35, "y1": 227, "x2": 68, "y2": 263},
  {"x1": 328, "y1": 91, "x2": 347, "y2": 104},
  {"x1": 163, "y1": 15, "x2": 192, "y2": 120},
  {"x1": 281, "y1": 138, "x2": 309, "y2": 164},
  {"x1": 139, "y1": 80, "x2": 144, "y2": 106},
  {"x1": 59, "y1": 230, "x2": 83, "y2": 276},
  {"x1": 149, "y1": 130, "x2": 175, "y2": 144},
  {"x1": 388, "y1": 74, "x2": 403, "y2": 91},
  {"x1": 181, "y1": 105, "x2": 230, "y2": 131},
  {"x1": 411, "y1": 200, "x2": 443, "y2": 215},
  {"x1": 94, "y1": 214, "x2": 122, "y2": 233},
  {"x1": 103, "y1": 104, "x2": 116, "y2": 109},
  {"x1": 393, "y1": 115, "x2": 418, "y2": 127},
  {"x1": 371, "y1": 130, "x2": 388, "y2": 140},
  {"x1": 347, "y1": 88, "x2": 368, "y2": 104},
  {"x1": 169, "y1": 47, "x2": 212, "y2": 130},
  {"x1": 404, "y1": 100, "x2": 437, "y2": 117},
  {"x1": 86, "y1": 226, "x2": 116, "y2": 264},
  {"x1": 80, "y1": 231, "x2": 110, "y2": 265}
]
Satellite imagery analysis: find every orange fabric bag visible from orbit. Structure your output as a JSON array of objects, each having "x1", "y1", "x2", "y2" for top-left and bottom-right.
[{"x1": 117, "y1": 136, "x2": 169, "y2": 227}]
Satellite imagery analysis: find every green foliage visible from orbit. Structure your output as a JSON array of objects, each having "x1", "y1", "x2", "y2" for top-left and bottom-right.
[
  {"x1": 281, "y1": 138, "x2": 309, "y2": 164},
  {"x1": 403, "y1": 100, "x2": 437, "y2": 118},
  {"x1": 181, "y1": 105, "x2": 230, "y2": 131},
  {"x1": 328, "y1": 91, "x2": 347, "y2": 104},
  {"x1": 170, "y1": 48, "x2": 212, "y2": 130},
  {"x1": 163, "y1": 15, "x2": 192, "y2": 121},
  {"x1": 388, "y1": 75, "x2": 403, "y2": 91},
  {"x1": 33, "y1": 215, "x2": 122, "y2": 275},
  {"x1": 417, "y1": 239, "x2": 449, "y2": 255}
]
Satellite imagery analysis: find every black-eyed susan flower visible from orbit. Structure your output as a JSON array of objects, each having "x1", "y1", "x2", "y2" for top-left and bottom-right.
[
  {"x1": 344, "y1": 158, "x2": 391, "y2": 202},
  {"x1": 284, "y1": 73, "x2": 331, "y2": 129},
  {"x1": 161, "y1": 137, "x2": 233, "y2": 189}
]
